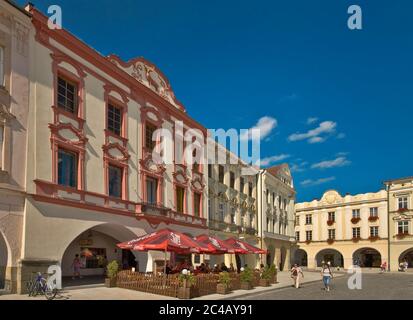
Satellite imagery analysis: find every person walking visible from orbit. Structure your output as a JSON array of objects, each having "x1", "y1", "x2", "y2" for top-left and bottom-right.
[
  {"x1": 71, "y1": 254, "x2": 83, "y2": 280},
  {"x1": 380, "y1": 261, "x2": 387, "y2": 274},
  {"x1": 321, "y1": 262, "x2": 333, "y2": 291},
  {"x1": 290, "y1": 264, "x2": 304, "y2": 289}
]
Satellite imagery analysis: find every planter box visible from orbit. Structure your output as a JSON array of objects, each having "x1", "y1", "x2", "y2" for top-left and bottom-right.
[
  {"x1": 105, "y1": 277, "x2": 117, "y2": 288},
  {"x1": 216, "y1": 284, "x2": 231, "y2": 295},
  {"x1": 178, "y1": 287, "x2": 199, "y2": 299},
  {"x1": 270, "y1": 275, "x2": 278, "y2": 284},
  {"x1": 351, "y1": 218, "x2": 361, "y2": 224},
  {"x1": 368, "y1": 216, "x2": 379, "y2": 222},
  {"x1": 240, "y1": 281, "x2": 253, "y2": 290},
  {"x1": 259, "y1": 279, "x2": 270, "y2": 287},
  {"x1": 327, "y1": 220, "x2": 335, "y2": 226}
]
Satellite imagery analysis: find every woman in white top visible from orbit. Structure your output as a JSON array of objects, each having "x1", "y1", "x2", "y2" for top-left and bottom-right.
[
  {"x1": 321, "y1": 262, "x2": 333, "y2": 291},
  {"x1": 290, "y1": 264, "x2": 304, "y2": 289}
]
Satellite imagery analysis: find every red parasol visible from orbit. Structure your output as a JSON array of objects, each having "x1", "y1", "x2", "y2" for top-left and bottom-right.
[
  {"x1": 194, "y1": 234, "x2": 234, "y2": 254},
  {"x1": 224, "y1": 238, "x2": 267, "y2": 254},
  {"x1": 117, "y1": 228, "x2": 212, "y2": 255}
]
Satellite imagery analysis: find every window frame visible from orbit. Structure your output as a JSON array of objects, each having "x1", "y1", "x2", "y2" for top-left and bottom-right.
[
  {"x1": 107, "y1": 103, "x2": 123, "y2": 137},
  {"x1": 108, "y1": 164, "x2": 123, "y2": 199},
  {"x1": 57, "y1": 147, "x2": 79, "y2": 189},
  {"x1": 57, "y1": 75, "x2": 79, "y2": 115}
]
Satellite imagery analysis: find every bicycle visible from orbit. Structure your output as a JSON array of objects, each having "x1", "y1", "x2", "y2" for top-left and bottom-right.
[{"x1": 26, "y1": 272, "x2": 58, "y2": 300}]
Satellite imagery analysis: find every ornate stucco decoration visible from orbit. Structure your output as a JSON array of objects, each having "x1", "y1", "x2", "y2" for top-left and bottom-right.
[
  {"x1": 13, "y1": 18, "x2": 30, "y2": 56},
  {"x1": 107, "y1": 55, "x2": 185, "y2": 112},
  {"x1": 321, "y1": 190, "x2": 342, "y2": 205},
  {"x1": 140, "y1": 153, "x2": 166, "y2": 177},
  {"x1": 0, "y1": 103, "x2": 15, "y2": 123}
]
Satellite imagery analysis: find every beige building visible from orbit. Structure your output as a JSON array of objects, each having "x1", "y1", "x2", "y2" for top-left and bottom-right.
[
  {"x1": 385, "y1": 177, "x2": 413, "y2": 271},
  {"x1": 0, "y1": 0, "x2": 31, "y2": 293},
  {"x1": 294, "y1": 190, "x2": 388, "y2": 270},
  {"x1": 257, "y1": 164, "x2": 296, "y2": 271},
  {"x1": 207, "y1": 140, "x2": 259, "y2": 269}
]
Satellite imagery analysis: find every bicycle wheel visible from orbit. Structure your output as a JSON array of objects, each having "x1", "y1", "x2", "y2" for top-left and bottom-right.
[
  {"x1": 26, "y1": 281, "x2": 35, "y2": 296},
  {"x1": 44, "y1": 284, "x2": 58, "y2": 300}
]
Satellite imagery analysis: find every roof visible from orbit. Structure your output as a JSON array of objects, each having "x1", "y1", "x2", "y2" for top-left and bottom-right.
[
  {"x1": 266, "y1": 163, "x2": 288, "y2": 177},
  {"x1": 4, "y1": 0, "x2": 32, "y2": 17},
  {"x1": 383, "y1": 176, "x2": 413, "y2": 184}
]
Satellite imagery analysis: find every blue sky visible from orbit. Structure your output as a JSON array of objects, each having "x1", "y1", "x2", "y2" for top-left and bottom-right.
[{"x1": 17, "y1": 0, "x2": 413, "y2": 202}]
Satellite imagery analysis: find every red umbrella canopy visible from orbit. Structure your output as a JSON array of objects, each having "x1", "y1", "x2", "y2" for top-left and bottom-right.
[
  {"x1": 194, "y1": 234, "x2": 234, "y2": 254},
  {"x1": 224, "y1": 238, "x2": 267, "y2": 254},
  {"x1": 117, "y1": 228, "x2": 212, "y2": 254}
]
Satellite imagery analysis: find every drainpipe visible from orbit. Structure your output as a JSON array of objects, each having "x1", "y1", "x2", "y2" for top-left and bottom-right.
[
  {"x1": 259, "y1": 170, "x2": 264, "y2": 265},
  {"x1": 385, "y1": 182, "x2": 391, "y2": 271}
]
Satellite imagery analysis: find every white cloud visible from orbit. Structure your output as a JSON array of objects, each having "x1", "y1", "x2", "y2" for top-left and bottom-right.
[
  {"x1": 259, "y1": 154, "x2": 290, "y2": 167},
  {"x1": 300, "y1": 176, "x2": 336, "y2": 187},
  {"x1": 307, "y1": 117, "x2": 318, "y2": 125},
  {"x1": 240, "y1": 116, "x2": 277, "y2": 141},
  {"x1": 308, "y1": 136, "x2": 325, "y2": 144},
  {"x1": 291, "y1": 161, "x2": 308, "y2": 173},
  {"x1": 288, "y1": 121, "x2": 337, "y2": 143},
  {"x1": 311, "y1": 157, "x2": 351, "y2": 169}
]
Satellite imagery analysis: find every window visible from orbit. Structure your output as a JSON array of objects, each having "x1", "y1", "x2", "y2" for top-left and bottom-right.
[
  {"x1": 248, "y1": 182, "x2": 253, "y2": 197},
  {"x1": 218, "y1": 165, "x2": 224, "y2": 183},
  {"x1": 0, "y1": 47, "x2": 4, "y2": 87},
  {"x1": 328, "y1": 229, "x2": 336, "y2": 240},
  {"x1": 266, "y1": 189, "x2": 270, "y2": 203},
  {"x1": 58, "y1": 148, "x2": 78, "y2": 188},
  {"x1": 230, "y1": 172, "x2": 235, "y2": 189},
  {"x1": 208, "y1": 200, "x2": 213, "y2": 220},
  {"x1": 107, "y1": 104, "x2": 122, "y2": 136},
  {"x1": 266, "y1": 218, "x2": 270, "y2": 231},
  {"x1": 352, "y1": 227, "x2": 361, "y2": 238},
  {"x1": 306, "y1": 231, "x2": 312, "y2": 241},
  {"x1": 230, "y1": 208, "x2": 236, "y2": 224},
  {"x1": 305, "y1": 214, "x2": 312, "y2": 225},
  {"x1": 369, "y1": 207, "x2": 378, "y2": 217},
  {"x1": 398, "y1": 221, "x2": 409, "y2": 235},
  {"x1": 218, "y1": 203, "x2": 225, "y2": 221},
  {"x1": 295, "y1": 216, "x2": 300, "y2": 226},
  {"x1": 370, "y1": 226, "x2": 379, "y2": 237},
  {"x1": 208, "y1": 164, "x2": 212, "y2": 178},
  {"x1": 398, "y1": 197, "x2": 408, "y2": 210},
  {"x1": 352, "y1": 209, "x2": 360, "y2": 219},
  {"x1": 145, "y1": 123, "x2": 157, "y2": 150},
  {"x1": 240, "y1": 177, "x2": 245, "y2": 194},
  {"x1": 176, "y1": 186, "x2": 185, "y2": 213},
  {"x1": 146, "y1": 177, "x2": 157, "y2": 204},
  {"x1": 296, "y1": 231, "x2": 300, "y2": 242},
  {"x1": 108, "y1": 165, "x2": 122, "y2": 198},
  {"x1": 80, "y1": 248, "x2": 107, "y2": 269},
  {"x1": 57, "y1": 76, "x2": 78, "y2": 114},
  {"x1": 194, "y1": 193, "x2": 201, "y2": 217},
  {"x1": 328, "y1": 212, "x2": 335, "y2": 222}
]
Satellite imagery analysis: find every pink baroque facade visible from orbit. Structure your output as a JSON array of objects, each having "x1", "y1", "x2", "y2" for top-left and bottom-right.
[
  {"x1": 10, "y1": 5, "x2": 208, "y2": 292},
  {"x1": 0, "y1": 1, "x2": 32, "y2": 293}
]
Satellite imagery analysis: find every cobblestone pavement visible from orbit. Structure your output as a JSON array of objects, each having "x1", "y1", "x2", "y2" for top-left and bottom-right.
[{"x1": 235, "y1": 273, "x2": 413, "y2": 300}]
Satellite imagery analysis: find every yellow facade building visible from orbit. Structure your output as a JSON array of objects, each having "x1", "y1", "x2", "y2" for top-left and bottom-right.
[
  {"x1": 294, "y1": 190, "x2": 388, "y2": 270},
  {"x1": 385, "y1": 177, "x2": 413, "y2": 271}
]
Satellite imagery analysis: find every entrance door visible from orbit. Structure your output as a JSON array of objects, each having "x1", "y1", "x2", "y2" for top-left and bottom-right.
[
  {"x1": 235, "y1": 254, "x2": 241, "y2": 272},
  {"x1": 365, "y1": 254, "x2": 373, "y2": 267},
  {"x1": 122, "y1": 250, "x2": 137, "y2": 270}
]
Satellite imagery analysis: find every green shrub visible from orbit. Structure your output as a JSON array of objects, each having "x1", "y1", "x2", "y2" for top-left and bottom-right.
[
  {"x1": 218, "y1": 272, "x2": 231, "y2": 287},
  {"x1": 240, "y1": 267, "x2": 254, "y2": 283},
  {"x1": 261, "y1": 266, "x2": 272, "y2": 280},
  {"x1": 106, "y1": 260, "x2": 119, "y2": 279},
  {"x1": 179, "y1": 273, "x2": 196, "y2": 286}
]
